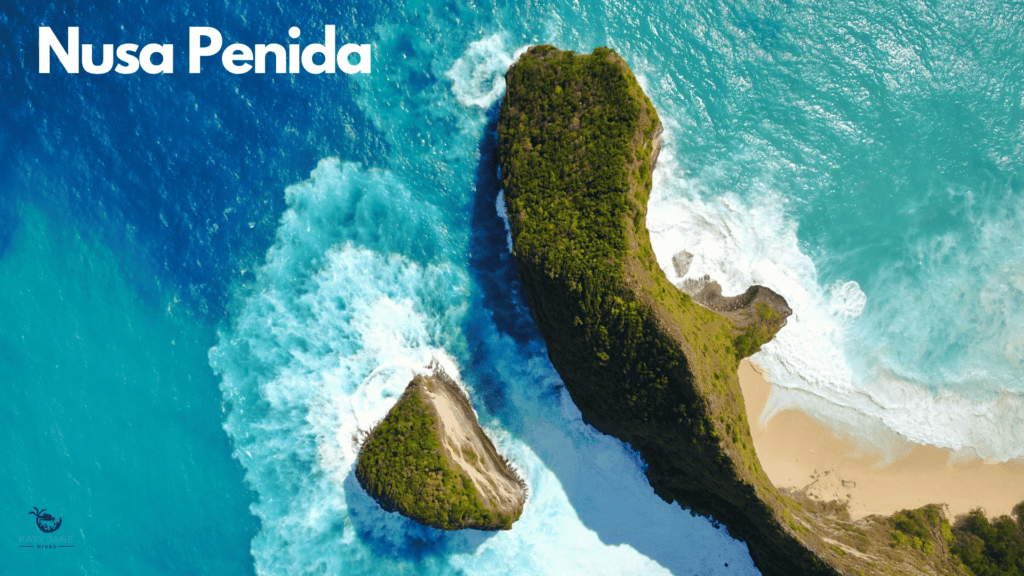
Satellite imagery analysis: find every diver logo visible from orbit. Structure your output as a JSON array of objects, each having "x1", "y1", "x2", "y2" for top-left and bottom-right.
[{"x1": 28, "y1": 508, "x2": 62, "y2": 533}]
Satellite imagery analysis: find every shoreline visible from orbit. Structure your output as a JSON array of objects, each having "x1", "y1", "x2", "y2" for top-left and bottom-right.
[{"x1": 739, "y1": 360, "x2": 1024, "y2": 521}]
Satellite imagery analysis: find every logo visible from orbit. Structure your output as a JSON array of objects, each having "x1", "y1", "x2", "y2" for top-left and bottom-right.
[{"x1": 28, "y1": 508, "x2": 62, "y2": 533}]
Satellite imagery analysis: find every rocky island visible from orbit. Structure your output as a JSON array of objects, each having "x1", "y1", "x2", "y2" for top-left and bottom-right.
[
  {"x1": 356, "y1": 366, "x2": 527, "y2": 531},
  {"x1": 498, "y1": 45, "x2": 973, "y2": 575}
]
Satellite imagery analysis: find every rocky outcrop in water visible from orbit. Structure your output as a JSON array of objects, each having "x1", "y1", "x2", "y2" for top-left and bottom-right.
[{"x1": 356, "y1": 367, "x2": 527, "y2": 531}]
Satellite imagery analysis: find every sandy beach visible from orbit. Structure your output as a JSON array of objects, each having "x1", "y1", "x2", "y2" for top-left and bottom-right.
[{"x1": 739, "y1": 360, "x2": 1024, "y2": 521}]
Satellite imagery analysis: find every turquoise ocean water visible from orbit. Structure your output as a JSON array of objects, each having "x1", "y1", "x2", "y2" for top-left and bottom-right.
[{"x1": 2, "y1": 0, "x2": 1022, "y2": 573}]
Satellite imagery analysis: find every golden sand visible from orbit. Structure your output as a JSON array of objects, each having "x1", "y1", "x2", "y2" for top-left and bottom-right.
[{"x1": 739, "y1": 360, "x2": 1024, "y2": 521}]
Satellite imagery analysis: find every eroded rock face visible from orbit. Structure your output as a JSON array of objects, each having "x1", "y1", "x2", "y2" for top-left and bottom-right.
[
  {"x1": 677, "y1": 273, "x2": 793, "y2": 341},
  {"x1": 355, "y1": 369, "x2": 527, "y2": 531},
  {"x1": 671, "y1": 251, "x2": 694, "y2": 277},
  {"x1": 691, "y1": 282, "x2": 793, "y2": 360},
  {"x1": 499, "y1": 45, "x2": 964, "y2": 575}
]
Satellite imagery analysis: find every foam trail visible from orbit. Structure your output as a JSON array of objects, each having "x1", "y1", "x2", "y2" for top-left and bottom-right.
[{"x1": 447, "y1": 34, "x2": 530, "y2": 109}]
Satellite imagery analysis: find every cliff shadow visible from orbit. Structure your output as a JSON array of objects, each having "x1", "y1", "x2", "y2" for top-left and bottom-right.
[
  {"x1": 467, "y1": 101, "x2": 542, "y2": 348},
  {"x1": 464, "y1": 99, "x2": 543, "y2": 423},
  {"x1": 342, "y1": 469, "x2": 495, "y2": 560},
  {"x1": 463, "y1": 100, "x2": 755, "y2": 575}
]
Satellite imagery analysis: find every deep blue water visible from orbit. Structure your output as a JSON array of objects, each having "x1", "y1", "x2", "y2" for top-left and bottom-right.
[{"x1": 2, "y1": 0, "x2": 1022, "y2": 574}]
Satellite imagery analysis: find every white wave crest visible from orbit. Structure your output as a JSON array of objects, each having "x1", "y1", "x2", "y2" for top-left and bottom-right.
[
  {"x1": 447, "y1": 34, "x2": 529, "y2": 108},
  {"x1": 647, "y1": 129, "x2": 1024, "y2": 462},
  {"x1": 647, "y1": 140, "x2": 862, "y2": 401}
]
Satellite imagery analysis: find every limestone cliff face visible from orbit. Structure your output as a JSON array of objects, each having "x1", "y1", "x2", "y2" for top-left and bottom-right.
[
  {"x1": 499, "y1": 45, "x2": 966, "y2": 575},
  {"x1": 356, "y1": 369, "x2": 527, "y2": 531}
]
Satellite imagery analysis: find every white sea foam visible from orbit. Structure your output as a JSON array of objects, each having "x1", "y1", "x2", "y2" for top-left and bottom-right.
[
  {"x1": 211, "y1": 159, "x2": 759, "y2": 575},
  {"x1": 648, "y1": 139, "x2": 863, "y2": 398},
  {"x1": 447, "y1": 34, "x2": 529, "y2": 109},
  {"x1": 647, "y1": 128, "x2": 1024, "y2": 462},
  {"x1": 495, "y1": 190, "x2": 513, "y2": 252}
]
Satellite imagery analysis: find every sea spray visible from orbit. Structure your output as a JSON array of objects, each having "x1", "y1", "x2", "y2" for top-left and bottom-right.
[{"x1": 447, "y1": 34, "x2": 520, "y2": 109}]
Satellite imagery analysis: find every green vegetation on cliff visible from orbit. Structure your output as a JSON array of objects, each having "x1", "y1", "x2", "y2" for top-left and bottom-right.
[
  {"x1": 881, "y1": 503, "x2": 1024, "y2": 575},
  {"x1": 950, "y1": 504, "x2": 1024, "y2": 576},
  {"x1": 735, "y1": 302, "x2": 785, "y2": 360},
  {"x1": 499, "y1": 45, "x2": 775, "y2": 436},
  {"x1": 500, "y1": 45, "x2": 650, "y2": 281},
  {"x1": 499, "y1": 44, "x2": 819, "y2": 574},
  {"x1": 355, "y1": 374, "x2": 516, "y2": 530},
  {"x1": 498, "y1": 44, "x2": 981, "y2": 575},
  {"x1": 891, "y1": 506, "x2": 945, "y2": 554}
]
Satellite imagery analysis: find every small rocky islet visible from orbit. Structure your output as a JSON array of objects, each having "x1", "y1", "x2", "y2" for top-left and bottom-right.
[{"x1": 355, "y1": 367, "x2": 527, "y2": 531}]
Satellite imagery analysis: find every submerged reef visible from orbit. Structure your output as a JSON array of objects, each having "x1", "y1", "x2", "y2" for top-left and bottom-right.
[
  {"x1": 498, "y1": 44, "x2": 970, "y2": 574},
  {"x1": 356, "y1": 367, "x2": 527, "y2": 531}
]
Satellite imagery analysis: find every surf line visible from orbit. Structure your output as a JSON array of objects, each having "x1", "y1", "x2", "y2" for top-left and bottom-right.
[{"x1": 38, "y1": 26, "x2": 371, "y2": 75}]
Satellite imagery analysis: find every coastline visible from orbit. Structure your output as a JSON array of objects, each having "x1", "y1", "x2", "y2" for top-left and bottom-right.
[{"x1": 739, "y1": 360, "x2": 1024, "y2": 521}]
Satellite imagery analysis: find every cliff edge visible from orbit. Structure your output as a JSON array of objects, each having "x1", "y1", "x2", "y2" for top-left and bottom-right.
[
  {"x1": 499, "y1": 45, "x2": 966, "y2": 575},
  {"x1": 356, "y1": 367, "x2": 527, "y2": 530}
]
